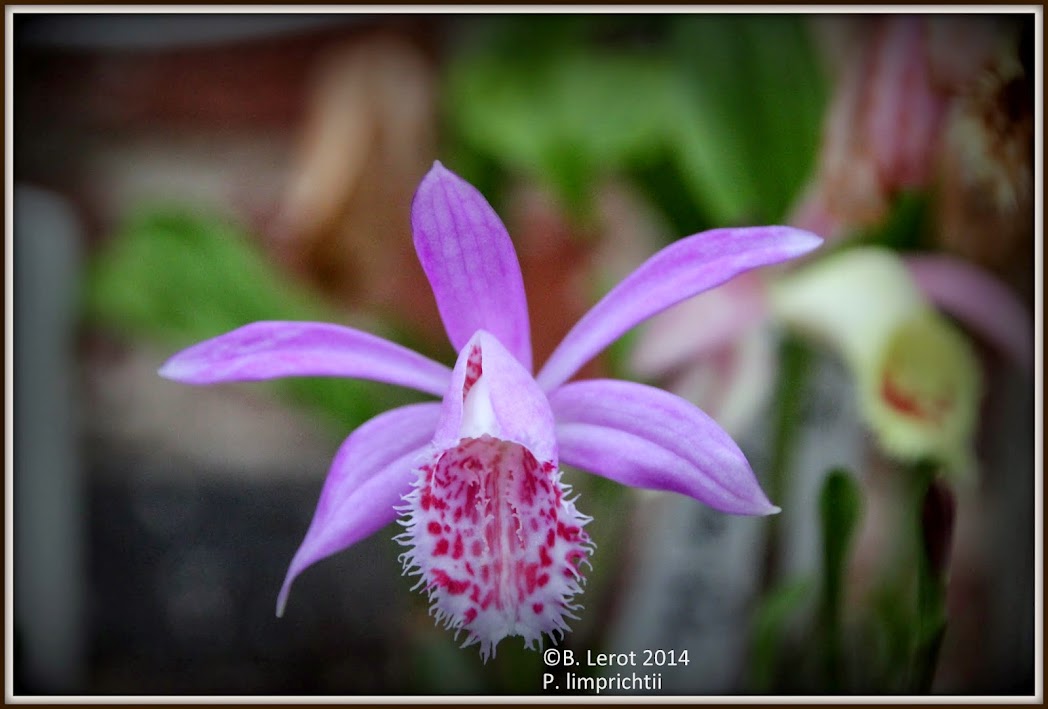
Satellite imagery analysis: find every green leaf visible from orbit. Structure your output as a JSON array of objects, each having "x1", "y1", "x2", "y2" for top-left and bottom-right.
[
  {"x1": 819, "y1": 468, "x2": 863, "y2": 612},
  {"x1": 669, "y1": 15, "x2": 828, "y2": 224},
  {"x1": 818, "y1": 468, "x2": 864, "y2": 689},
  {"x1": 860, "y1": 191, "x2": 931, "y2": 251},
  {"x1": 444, "y1": 30, "x2": 673, "y2": 218}
]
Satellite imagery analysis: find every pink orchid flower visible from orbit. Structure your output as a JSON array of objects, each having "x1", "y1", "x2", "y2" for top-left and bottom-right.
[{"x1": 159, "y1": 162, "x2": 822, "y2": 660}]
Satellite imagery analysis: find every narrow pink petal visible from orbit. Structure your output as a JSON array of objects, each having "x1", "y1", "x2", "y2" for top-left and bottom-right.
[
  {"x1": 536, "y1": 226, "x2": 822, "y2": 391},
  {"x1": 412, "y1": 162, "x2": 533, "y2": 371},
  {"x1": 276, "y1": 403, "x2": 441, "y2": 616},
  {"x1": 549, "y1": 379, "x2": 778, "y2": 516},
  {"x1": 432, "y1": 330, "x2": 556, "y2": 463},
  {"x1": 907, "y1": 255, "x2": 1033, "y2": 372},
  {"x1": 158, "y1": 321, "x2": 452, "y2": 397},
  {"x1": 867, "y1": 17, "x2": 945, "y2": 189}
]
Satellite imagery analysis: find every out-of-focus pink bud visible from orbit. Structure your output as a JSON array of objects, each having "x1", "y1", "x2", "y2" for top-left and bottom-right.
[{"x1": 790, "y1": 16, "x2": 1014, "y2": 241}]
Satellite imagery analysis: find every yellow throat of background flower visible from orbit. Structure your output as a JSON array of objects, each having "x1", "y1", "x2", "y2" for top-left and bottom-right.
[
  {"x1": 860, "y1": 310, "x2": 981, "y2": 475},
  {"x1": 770, "y1": 247, "x2": 982, "y2": 476}
]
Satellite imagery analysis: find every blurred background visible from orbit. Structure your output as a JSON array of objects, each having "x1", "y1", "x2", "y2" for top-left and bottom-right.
[{"x1": 11, "y1": 11, "x2": 1037, "y2": 696}]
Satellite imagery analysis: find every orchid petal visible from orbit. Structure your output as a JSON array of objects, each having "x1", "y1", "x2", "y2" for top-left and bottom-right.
[
  {"x1": 158, "y1": 321, "x2": 452, "y2": 397},
  {"x1": 907, "y1": 254, "x2": 1033, "y2": 371},
  {"x1": 536, "y1": 226, "x2": 822, "y2": 390},
  {"x1": 549, "y1": 379, "x2": 778, "y2": 515},
  {"x1": 771, "y1": 248, "x2": 983, "y2": 473},
  {"x1": 276, "y1": 402, "x2": 441, "y2": 616},
  {"x1": 412, "y1": 162, "x2": 533, "y2": 370},
  {"x1": 433, "y1": 330, "x2": 556, "y2": 462}
]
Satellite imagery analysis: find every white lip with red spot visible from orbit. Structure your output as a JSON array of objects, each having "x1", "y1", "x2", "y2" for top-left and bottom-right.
[
  {"x1": 861, "y1": 310, "x2": 980, "y2": 471},
  {"x1": 771, "y1": 248, "x2": 982, "y2": 472},
  {"x1": 397, "y1": 331, "x2": 594, "y2": 661}
]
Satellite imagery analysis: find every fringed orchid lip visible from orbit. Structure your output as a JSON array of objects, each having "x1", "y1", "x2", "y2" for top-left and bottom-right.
[
  {"x1": 159, "y1": 161, "x2": 822, "y2": 658},
  {"x1": 398, "y1": 333, "x2": 594, "y2": 661}
]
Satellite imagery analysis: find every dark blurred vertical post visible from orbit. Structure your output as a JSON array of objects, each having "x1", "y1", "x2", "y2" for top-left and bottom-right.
[{"x1": 14, "y1": 186, "x2": 86, "y2": 693}]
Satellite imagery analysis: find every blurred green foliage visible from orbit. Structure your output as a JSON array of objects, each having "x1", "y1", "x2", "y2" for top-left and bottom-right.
[
  {"x1": 818, "y1": 468, "x2": 864, "y2": 690},
  {"x1": 750, "y1": 576, "x2": 813, "y2": 692},
  {"x1": 83, "y1": 208, "x2": 421, "y2": 435},
  {"x1": 444, "y1": 15, "x2": 827, "y2": 231}
]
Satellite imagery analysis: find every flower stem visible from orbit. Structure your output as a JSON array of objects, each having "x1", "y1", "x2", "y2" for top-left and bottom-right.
[
  {"x1": 911, "y1": 465, "x2": 953, "y2": 692},
  {"x1": 760, "y1": 333, "x2": 811, "y2": 591}
]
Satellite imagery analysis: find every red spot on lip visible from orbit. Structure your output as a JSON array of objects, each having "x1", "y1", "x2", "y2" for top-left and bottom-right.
[
  {"x1": 464, "y1": 607, "x2": 477, "y2": 623},
  {"x1": 557, "y1": 522, "x2": 581, "y2": 542},
  {"x1": 431, "y1": 568, "x2": 470, "y2": 595},
  {"x1": 532, "y1": 602, "x2": 544, "y2": 614},
  {"x1": 433, "y1": 538, "x2": 449, "y2": 556},
  {"x1": 525, "y1": 562, "x2": 539, "y2": 594},
  {"x1": 471, "y1": 540, "x2": 483, "y2": 557},
  {"x1": 427, "y1": 521, "x2": 442, "y2": 535},
  {"x1": 539, "y1": 545, "x2": 553, "y2": 567}
]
